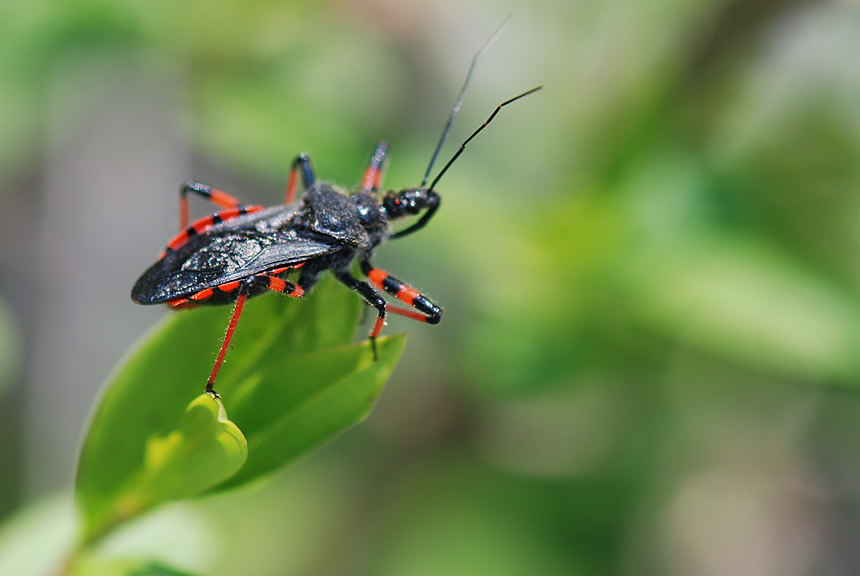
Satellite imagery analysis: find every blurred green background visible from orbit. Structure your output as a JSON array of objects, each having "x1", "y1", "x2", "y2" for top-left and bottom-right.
[{"x1": 2, "y1": 0, "x2": 860, "y2": 574}]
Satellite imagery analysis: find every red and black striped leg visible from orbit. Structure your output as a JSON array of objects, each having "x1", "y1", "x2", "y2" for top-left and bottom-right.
[
  {"x1": 159, "y1": 204, "x2": 265, "y2": 259},
  {"x1": 359, "y1": 141, "x2": 389, "y2": 194},
  {"x1": 285, "y1": 153, "x2": 316, "y2": 205},
  {"x1": 246, "y1": 274, "x2": 305, "y2": 298},
  {"x1": 202, "y1": 274, "x2": 305, "y2": 397},
  {"x1": 335, "y1": 271, "x2": 387, "y2": 360},
  {"x1": 360, "y1": 261, "x2": 442, "y2": 326},
  {"x1": 179, "y1": 180, "x2": 244, "y2": 230}
]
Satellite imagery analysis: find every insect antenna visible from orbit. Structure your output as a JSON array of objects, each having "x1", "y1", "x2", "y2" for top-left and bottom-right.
[
  {"x1": 420, "y1": 16, "x2": 510, "y2": 187},
  {"x1": 389, "y1": 19, "x2": 541, "y2": 241},
  {"x1": 427, "y1": 85, "x2": 542, "y2": 191},
  {"x1": 389, "y1": 85, "x2": 541, "y2": 240}
]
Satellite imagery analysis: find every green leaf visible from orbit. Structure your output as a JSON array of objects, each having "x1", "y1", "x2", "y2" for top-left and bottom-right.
[
  {"x1": 219, "y1": 334, "x2": 405, "y2": 490},
  {"x1": 108, "y1": 394, "x2": 248, "y2": 519},
  {"x1": 75, "y1": 274, "x2": 406, "y2": 544}
]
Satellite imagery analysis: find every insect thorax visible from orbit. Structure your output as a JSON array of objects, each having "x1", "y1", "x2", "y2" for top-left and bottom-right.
[{"x1": 300, "y1": 183, "x2": 388, "y2": 250}]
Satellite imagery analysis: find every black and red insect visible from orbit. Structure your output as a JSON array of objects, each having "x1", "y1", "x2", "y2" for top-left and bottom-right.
[{"x1": 132, "y1": 38, "x2": 540, "y2": 397}]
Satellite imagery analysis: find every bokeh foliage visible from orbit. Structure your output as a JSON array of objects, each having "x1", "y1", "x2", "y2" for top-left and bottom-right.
[{"x1": 2, "y1": 0, "x2": 860, "y2": 574}]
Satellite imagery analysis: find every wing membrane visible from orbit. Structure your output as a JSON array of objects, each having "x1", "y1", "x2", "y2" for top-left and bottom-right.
[{"x1": 131, "y1": 228, "x2": 339, "y2": 304}]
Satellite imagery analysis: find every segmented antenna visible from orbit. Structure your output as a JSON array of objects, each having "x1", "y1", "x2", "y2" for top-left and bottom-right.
[
  {"x1": 390, "y1": 85, "x2": 542, "y2": 240},
  {"x1": 421, "y1": 16, "x2": 510, "y2": 187},
  {"x1": 428, "y1": 85, "x2": 542, "y2": 191}
]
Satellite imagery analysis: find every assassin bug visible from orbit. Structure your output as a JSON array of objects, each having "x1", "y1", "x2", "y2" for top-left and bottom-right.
[{"x1": 131, "y1": 30, "x2": 541, "y2": 398}]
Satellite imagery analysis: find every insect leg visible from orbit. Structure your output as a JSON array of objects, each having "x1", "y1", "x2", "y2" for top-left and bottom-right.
[
  {"x1": 203, "y1": 273, "x2": 305, "y2": 396},
  {"x1": 205, "y1": 283, "x2": 249, "y2": 397},
  {"x1": 159, "y1": 204, "x2": 266, "y2": 258},
  {"x1": 361, "y1": 261, "x2": 442, "y2": 325},
  {"x1": 335, "y1": 270, "x2": 387, "y2": 360},
  {"x1": 246, "y1": 274, "x2": 305, "y2": 298},
  {"x1": 285, "y1": 153, "x2": 316, "y2": 204},
  {"x1": 179, "y1": 180, "x2": 244, "y2": 230},
  {"x1": 360, "y1": 141, "x2": 389, "y2": 193}
]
